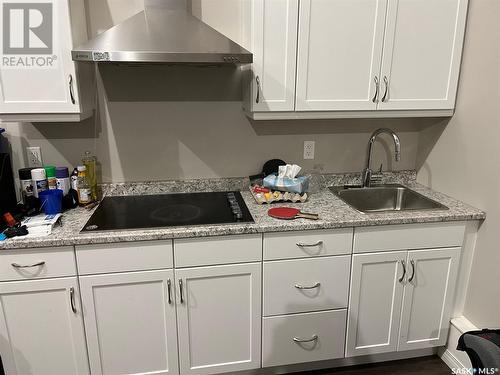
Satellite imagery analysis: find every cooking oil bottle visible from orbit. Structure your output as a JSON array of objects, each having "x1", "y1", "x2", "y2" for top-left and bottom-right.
[{"x1": 82, "y1": 151, "x2": 98, "y2": 201}]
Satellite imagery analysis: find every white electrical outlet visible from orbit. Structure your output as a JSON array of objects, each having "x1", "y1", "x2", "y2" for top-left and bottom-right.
[
  {"x1": 303, "y1": 141, "x2": 315, "y2": 160},
  {"x1": 27, "y1": 146, "x2": 43, "y2": 167}
]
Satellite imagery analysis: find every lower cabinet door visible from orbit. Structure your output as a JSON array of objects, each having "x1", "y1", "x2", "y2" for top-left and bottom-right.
[
  {"x1": 346, "y1": 251, "x2": 405, "y2": 357},
  {"x1": 0, "y1": 277, "x2": 89, "y2": 375},
  {"x1": 80, "y1": 270, "x2": 179, "y2": 375},
  {"x1": 262, "y1": 309, "x2": 347, "y2": 367},
  {"x1": 175, "y1": 263, "x2": 261, "y2": 375},
  {"x1": 398, "y1": 247, "x2": 461, "y2": 351}
]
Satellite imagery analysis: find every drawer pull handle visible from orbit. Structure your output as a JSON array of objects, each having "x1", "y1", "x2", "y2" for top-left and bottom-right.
[
  {"x1": 382, "y1": 75, "x2": 389, "y2": 103},
  {"x1": 293, "y1": 334, "x2": 318, "y2": 343},
  {"x1": 296, "y1": 241, "x2": 323, "y2": 247},
  {"x1": 167, "y1": 279, "x2": 172, "y2": 304},
  {"x1": 295, "y1": 282, "x2": 321, "y2": 290},
  {"x1": 408, "y1": 259, "x2": 416, "y2": 283},
  {"x1": 11, "y1": 261, "x2": 46, "y2": 268},
  {"x1": 179, "y1": 279, "x2": 184, "y2": 304},
  {"x1": 69, "y1": 287, "x2": 77, "y2": 314},
  {"x1": 399, "y1": 259, "x2": 406, "y2": 283}
]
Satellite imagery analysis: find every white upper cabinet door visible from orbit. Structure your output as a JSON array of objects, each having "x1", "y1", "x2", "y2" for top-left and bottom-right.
[
  {"x1": 250, "y1": 0, "x2": 299, "y2": 112},
  {"x1": 398, "y1": 248, "x2": 461, "y2": 351},
  {"x1": 346, "y1": 251, "x2": 405, "y2": 357},
  {"x1": 80, "y1": 270, "x2": 179, "y2": 375},
  {"x1": 379, "y1": 0, "x2": 469, "y2": 110},
  {"x1": 0, "y1": 0, "x2": 85, "y2": 115},
  {"x1": 0, "y1": 277, "x2": 89, "y2": 375},
  {"x1": 296, "y1": 0, "x2": 387, "y2": 111},
  {"x1": 176, "y1": 263, "x2": 261, "y2": 375}
]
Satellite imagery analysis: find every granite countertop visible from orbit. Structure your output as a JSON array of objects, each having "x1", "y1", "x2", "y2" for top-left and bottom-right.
[{"x1": 0, "y1": 171, "x2": 485, "y2": 250}]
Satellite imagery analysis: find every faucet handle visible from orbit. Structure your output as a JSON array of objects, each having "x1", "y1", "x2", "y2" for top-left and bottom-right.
[{"x1": 370, "y1": 164, "x2": 383, "y2": 185}]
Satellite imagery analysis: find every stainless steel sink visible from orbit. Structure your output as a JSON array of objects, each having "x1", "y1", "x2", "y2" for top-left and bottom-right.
[{"x1": 329, "y1": 184, "x2": 448, "y2": 213}]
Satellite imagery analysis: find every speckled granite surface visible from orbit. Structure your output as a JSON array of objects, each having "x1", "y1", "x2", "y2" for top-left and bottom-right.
[{"x1": 0, "y1": 171, "x2": 485, "y2": 250}]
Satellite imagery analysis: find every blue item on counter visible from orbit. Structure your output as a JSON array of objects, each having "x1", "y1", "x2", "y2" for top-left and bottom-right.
[
  {"x1": 0, "y1": 233, "x2": 6, "y2": 241},
  {"x1": 39, "y1": 189, "x2": 63, "y2": 215},
  {"x1": 263, "y1": 174, "x2": 309, "y2": 194}
]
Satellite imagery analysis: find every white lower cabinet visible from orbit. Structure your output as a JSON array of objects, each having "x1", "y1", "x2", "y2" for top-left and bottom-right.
[
  {"x1": 398, "y1": 248, "x2": 461, "y2": 351},
  {"x1": 0, "y1": 277, "x2": 89, "y2": 375},
  {"x1": 175, "y1": 263, "x2": 262, "y2": 375},
  {"x1": 79, "y1": 269, "x2": 179, "y2": 375},
  {"x1": 346, "y1": 247, "x2": 461, "y2": 357},
  {"x1": 262, "y1": 309, "x2": 347, "y2": 367},
  {"x1": 346, "y1": 251, "x2": 405, "y2": 357}
]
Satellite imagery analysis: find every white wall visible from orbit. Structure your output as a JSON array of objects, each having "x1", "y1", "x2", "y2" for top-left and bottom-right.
[
  {"x1": 2, "y1": 0, "x2": 427, "y2": 183},
  {"x1": 416, "y1": 0, "x2": 500, "y2": 328}
]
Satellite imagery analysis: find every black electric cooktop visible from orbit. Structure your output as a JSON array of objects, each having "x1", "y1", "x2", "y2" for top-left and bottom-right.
[{"x1": 81, "y1": 191, "x2": 254, "y2": 232}]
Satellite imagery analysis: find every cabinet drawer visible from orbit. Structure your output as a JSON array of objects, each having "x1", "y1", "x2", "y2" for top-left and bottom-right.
[
  {"x1": 264, "y1": 229, "x2": 353, "y2": 260},
  {"x1": 353, "y1": 222, "x2": 466, "y2": 253},
  {"x1": 174, "y1": 234, "x2": 262, "y2": 267},
  {"x1": 76, "y1": 241, "x2": 173, "y2": 275},
  {"x1": 262, "y1": 309, "x2": 346, "y2": 367},
  {"x1": 0, "y1": 247, "x2": 76, "y2": 281},
  {"x1": 263, "y1": 256, "x2": 350, "y2": 316}
]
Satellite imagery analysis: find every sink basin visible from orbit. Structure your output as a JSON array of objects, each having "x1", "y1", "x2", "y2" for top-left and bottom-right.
[{"x1": 329, "y1": 184, "x2": 448, "y2": 213}]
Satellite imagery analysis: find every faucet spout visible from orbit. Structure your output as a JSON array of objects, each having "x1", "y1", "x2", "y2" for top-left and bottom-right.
[{"x1": 362, "y1": 128, "x2": 401, "y2": 188}]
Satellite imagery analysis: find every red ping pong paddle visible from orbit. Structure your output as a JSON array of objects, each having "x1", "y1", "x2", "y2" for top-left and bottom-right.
[{"x1": 268, "y1": 207, "x2": 319, "y2": 220}]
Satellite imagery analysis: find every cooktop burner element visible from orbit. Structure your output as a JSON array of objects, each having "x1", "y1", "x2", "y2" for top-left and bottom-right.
[{"x1": 81, "y1": 191, "x2": 254, "y2": 232}]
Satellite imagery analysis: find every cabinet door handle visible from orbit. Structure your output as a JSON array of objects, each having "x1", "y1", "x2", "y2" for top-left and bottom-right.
[
  {"x1": 69, "y1": 74, "x2": 76, "y2": 104},
  {"x1": 69, "y1": 287, "x2": 77, "y2": 313},
  {"x1": 179, "y1": 279, "x2": 184, "y2": 304},
  {"x1": 408, "y1": 259, "x2": 416, "y2": 283},
  {"x1": 295, "y1": 282, "x2": 321, "y2": 290},
  {"x1": 255, "y1": 75, "x2": 260, "y2": 103},
  {"x1": 398, "y1": 259, "x2": 406, "y2": 283},
  {"x1": 11, "y1": 261, "x2": 45, "y2": 268},
  {"x1": 167, "y1": 279, "x2": 172, "y2": 304},
  {"x1": 296, "y1": 240, "x2": 323, "y2": 247},
  {"x1": 293, "y1": 334, "x2": 318, "y2": 343},
  {"x1": 382, "y1": 75, "x2": 389, "y2": 103},
  {"x1": 372, "y1": 76, "x2": 380, "y2": 103}
]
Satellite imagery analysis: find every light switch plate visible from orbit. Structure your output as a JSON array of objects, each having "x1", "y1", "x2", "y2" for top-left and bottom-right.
[{"x1": 303, "y1": 141, "x2": 315, "y2": 160}]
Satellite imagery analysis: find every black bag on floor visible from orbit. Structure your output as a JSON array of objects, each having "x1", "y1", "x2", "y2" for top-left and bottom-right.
[{"x1": 457, "y1": 329, "x2": 500, "y2": 371}]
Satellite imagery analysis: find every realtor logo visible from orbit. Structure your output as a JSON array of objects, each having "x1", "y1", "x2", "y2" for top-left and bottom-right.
[
  {"x1": 2, "y1": 2, "x2": 56, "y2": 68},
  {"x1": 3, "y1": 3, "x2": 52, "y2": 54}
]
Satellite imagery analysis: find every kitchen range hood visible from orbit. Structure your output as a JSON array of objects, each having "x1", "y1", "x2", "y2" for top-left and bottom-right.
[{"x1": 72, "y1": 0, "x2": 252, "y2": 64}]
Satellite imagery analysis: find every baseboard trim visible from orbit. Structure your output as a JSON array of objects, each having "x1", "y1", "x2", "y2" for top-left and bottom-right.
[
  {"x1": 441, "y1": 348, "x2": 465, "y2": 370},
  {"x1": 439, "y1": 316, "x2": 478, "y2": 371}
]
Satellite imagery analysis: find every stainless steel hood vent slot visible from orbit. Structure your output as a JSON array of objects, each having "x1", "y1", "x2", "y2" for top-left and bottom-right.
[{"x1": 72, "y1": 0, "x2": 252, "y2": 64}]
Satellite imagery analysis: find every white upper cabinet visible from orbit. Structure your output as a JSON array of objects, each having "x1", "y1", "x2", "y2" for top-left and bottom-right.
[
  {"x1": 398, "y1": 248, "x2": 460, "y2": 351},
  {"x1": 296, "y1": 0, "x2": 387, "y2": 111},
  {"x1": 245, "y1": 0, "x2": 468, "y2": 119},
  {"x1": 246, "y1": 0, "x2": 298, "y2": 112},
  {"x1": 379, "y1": 0, "x2": 469, "y2": 110},
  {"x1": 176, "y1": 263, "x2": 262, "y2": 375},
  {"x1": 0, "y1": 0, "x2": 93, "y2": 122}
]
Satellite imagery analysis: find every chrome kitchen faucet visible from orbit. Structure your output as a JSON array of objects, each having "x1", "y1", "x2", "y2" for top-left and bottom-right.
[{"x1": 362, "y1": 128, "x2": 401, "y2": 187}]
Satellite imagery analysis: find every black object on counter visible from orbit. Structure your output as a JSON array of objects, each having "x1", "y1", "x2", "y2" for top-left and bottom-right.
[
  {"x1": 81, "y1": 191, "x2": 254, "y2": 232},
  {"x1": 0, "y1": 153, "x2": 18, "y2": 216},
  {"x1": 249, "y1": 159, "x2": 286, "y2": 183}
]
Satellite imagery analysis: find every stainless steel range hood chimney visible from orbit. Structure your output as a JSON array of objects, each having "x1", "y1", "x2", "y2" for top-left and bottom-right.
[{"x1": 72, "y1": 0, "x2": 252, "y2": 64}]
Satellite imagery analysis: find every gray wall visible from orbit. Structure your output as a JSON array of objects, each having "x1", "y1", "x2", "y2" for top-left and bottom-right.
[
  {"x1": 3, "y1": 0, "x2": 429, "y2": 183},
  {"x1": 416, "y1": 0, "x2": 500, "y2": 328}
]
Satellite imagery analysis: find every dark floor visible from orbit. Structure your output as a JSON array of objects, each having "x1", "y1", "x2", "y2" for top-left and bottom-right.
[{"x1": 297, "y1": 356, "x2": 450, "y2": 375}]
